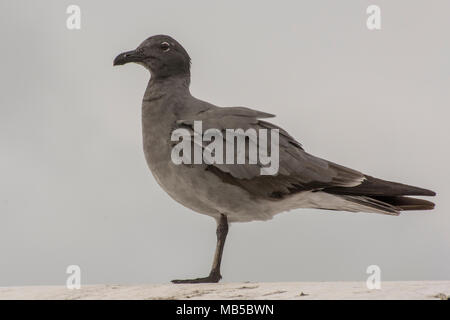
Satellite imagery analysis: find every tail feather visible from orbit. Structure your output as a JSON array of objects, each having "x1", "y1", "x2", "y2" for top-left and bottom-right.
[
  {"x1": 342, "y1": 195, "x2": 400, "y2": 215},
  {"x1": 341, "y1": 195, "x2": 435, "y2": 215},
  {"x1": 371, "y1": 196, "x2": 435, "y2": 211}
]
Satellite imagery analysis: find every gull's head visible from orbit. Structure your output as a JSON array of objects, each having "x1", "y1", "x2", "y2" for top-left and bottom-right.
[{"x1": 113, "y1": 35, "x2": 191, "y2": 79}]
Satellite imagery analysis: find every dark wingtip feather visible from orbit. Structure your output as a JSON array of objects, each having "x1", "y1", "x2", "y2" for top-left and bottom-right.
[{"x1": 325, "y1": 175, "x2": 437, "y2": 197}]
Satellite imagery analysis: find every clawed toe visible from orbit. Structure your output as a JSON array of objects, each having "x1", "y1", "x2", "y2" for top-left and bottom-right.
[{"x1": 171, "y1": 274, "x2": 221, "y2": 284}]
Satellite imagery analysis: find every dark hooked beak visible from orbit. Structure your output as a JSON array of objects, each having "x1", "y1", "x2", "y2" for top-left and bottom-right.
[{"x1": 113, "y1": 49, "x2": 144, "y2": 66}]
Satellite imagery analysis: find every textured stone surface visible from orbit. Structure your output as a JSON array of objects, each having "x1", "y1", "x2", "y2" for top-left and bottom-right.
[{"x1": 1, "y1": 281, "x2": 449, "y2": 300}]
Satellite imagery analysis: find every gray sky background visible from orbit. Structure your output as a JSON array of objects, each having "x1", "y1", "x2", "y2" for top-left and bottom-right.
[{"x1": 1, "y1": 0, "x2": 449, "y2": 286}]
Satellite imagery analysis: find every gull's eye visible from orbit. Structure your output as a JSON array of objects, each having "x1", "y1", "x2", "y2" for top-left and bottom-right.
[{"x1": 160, "y1": 42, "x2": 170, "y2": 52}]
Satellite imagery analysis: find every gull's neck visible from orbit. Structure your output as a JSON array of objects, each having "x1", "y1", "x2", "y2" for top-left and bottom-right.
[{"x1": 144, "y1": 75, "x2": 191, "y2": 102}]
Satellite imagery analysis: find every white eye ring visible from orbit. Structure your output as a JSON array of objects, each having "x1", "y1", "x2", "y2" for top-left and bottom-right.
[{"x1": 160, "y1": 42, "x2": 170, "y2": 52}]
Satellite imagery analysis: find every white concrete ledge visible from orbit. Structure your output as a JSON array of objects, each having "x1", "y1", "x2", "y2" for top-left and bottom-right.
[{"x1": 0, "y1": 281, "x2": 449, "y2": 300}]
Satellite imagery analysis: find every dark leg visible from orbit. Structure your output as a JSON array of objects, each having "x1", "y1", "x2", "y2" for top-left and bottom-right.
[{"x1": 172, "y1": 214, "x2": 229, "y2": 284}]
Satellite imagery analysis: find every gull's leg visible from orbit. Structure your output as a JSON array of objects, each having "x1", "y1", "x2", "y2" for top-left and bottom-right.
[{"x1": 172, "y1": 214, "x2": 229, "y2": 284}]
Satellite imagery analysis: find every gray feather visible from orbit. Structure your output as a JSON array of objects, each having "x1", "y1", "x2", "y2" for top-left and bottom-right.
[{"x1": 176, "y1": 107, "x2": 366, "y2": 198}]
